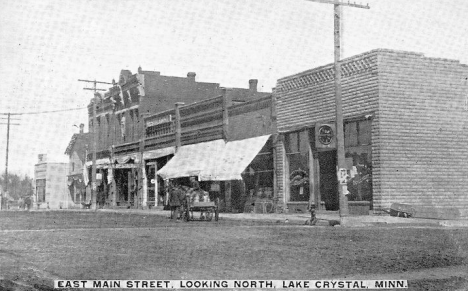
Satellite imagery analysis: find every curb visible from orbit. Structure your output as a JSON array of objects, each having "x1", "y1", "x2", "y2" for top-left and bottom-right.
[{"x1": 15, "y1": 209, "x2": 468, "y2": 228}]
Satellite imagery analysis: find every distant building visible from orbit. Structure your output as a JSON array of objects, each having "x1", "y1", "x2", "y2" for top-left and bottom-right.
[
  {"x1": 274, "y1": 49, "x2": 468, "y2": 218},
  {"x1": 64, "y1": 124, "x2": 91, "y2": 207},
  {"x1": 34, "y1": 154, "x2": 69, "y2": 209}
]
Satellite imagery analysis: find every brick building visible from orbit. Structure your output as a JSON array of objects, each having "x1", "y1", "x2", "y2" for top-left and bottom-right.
[
  {"x1": 274, "y1": 49, "x2": 468, "y2": 218},
  {"x1": 87, "y1": 68, "x2": 274, "y2": 212}
]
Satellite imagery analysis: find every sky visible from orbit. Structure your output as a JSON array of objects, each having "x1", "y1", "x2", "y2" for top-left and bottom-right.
[{"x1": 0, "y1": 0, "x2": 467, "y2": 177}]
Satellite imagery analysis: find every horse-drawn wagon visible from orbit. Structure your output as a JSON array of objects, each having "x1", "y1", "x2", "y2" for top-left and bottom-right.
[{"x1": 170, "y1": 186, "x2": 219, "y2": 222}]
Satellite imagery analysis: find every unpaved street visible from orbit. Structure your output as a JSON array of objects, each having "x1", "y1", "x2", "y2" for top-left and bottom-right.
[{"x1": 0, "y1": 211, "x2": 467, "y2": 290}]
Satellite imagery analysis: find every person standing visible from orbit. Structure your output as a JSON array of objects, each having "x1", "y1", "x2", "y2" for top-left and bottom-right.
[
  {"x1": 169, "y1": 182, "x2": 185, "y2": 220},
  {"x1": 24, "y1": 195, "x2": 32, "y2": 211}
]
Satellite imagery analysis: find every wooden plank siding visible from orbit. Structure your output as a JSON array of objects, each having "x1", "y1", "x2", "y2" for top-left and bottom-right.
[{"x1": 377, "y1": 51, "x2": 468, "y2": 215}]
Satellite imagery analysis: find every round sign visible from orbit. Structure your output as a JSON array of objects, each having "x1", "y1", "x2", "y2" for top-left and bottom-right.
[
  {"x1": 318, "y1": 125, "x2": 334, "y2": 145},
  {"x1": 150, "y1": 179, "x2": 155, "y2": 184}
]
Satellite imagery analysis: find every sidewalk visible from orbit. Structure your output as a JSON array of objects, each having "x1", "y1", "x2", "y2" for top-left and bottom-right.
[{"x1": 92, "y1": 208, "x2": 468, "y2": 228}]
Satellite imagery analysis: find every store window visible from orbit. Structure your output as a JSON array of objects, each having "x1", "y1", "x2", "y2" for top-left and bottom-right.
[
  {"x1": 344, "y1": 119, "x2": 372, "y2": 203},
  {"x1": 286, "y1": 130, "x2": 310, "y2": 202},
  {"x1": 36, "y1": 179, "x2": 46, "y2": 202}
]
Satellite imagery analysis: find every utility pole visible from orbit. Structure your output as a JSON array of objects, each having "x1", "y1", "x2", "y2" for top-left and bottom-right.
[
  {"x1": 304, "y1": 0, "x2": 370, "y2": 222},
  {"x1": 78, "y1": 79, "x2": 112, "y2": 210},
  {"x1": 0, "y1": 113, "x2": 20, "y2": 209}
]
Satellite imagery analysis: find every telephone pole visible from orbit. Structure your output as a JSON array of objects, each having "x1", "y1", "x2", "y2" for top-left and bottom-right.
[
  {"x1": 0, "y1": 113, "x2": 20, "y2": 209},
  {"x1": 304, "y1": 0, "x2": 370, "y2": 222},
  {"x1": 78, "y1": 79, "x2": 112, "y2": 210}
]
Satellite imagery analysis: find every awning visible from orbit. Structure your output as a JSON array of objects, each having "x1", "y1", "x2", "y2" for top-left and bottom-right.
[
  {"x1": 157, "y1": 139, "x2": 226, "y2": 181},
  {"x1": 157, "y1": 135, "x2": 270, "y2": 181},
  {"x1": 205, "y1": 135, "x2": 271, "y2": 180},
  {"x1": 142, "y1": 147, "x2": 175, "y2": 160},
  {"x1": 85, "y1": 158, "x2": 111, "y2": 168},
  {"x1": 114, "y1": 153, "x2": 141, "y2": 164}
]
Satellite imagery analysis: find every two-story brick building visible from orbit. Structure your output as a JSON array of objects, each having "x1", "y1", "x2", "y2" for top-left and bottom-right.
[
  {"x1": 274, "y1": 49, "x2": 468, "y2": 218},
  {"x1": 86, "y1": 68, "x2": 274, "y2": 212}
]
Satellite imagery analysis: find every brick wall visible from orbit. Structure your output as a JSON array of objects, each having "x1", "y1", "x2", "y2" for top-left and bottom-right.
[
  {"x1": 377, "y1": 51, "x2": 468, "y2": 214},
  {"x1": 275, "y1": 51, "x2": 381, "y2": 208},
  {"x1": 276, "y1": 51, "x2": 380, "y2": 132},
  {"x1": 275, "y1": 49, "x2": 468, "y2": 216}
]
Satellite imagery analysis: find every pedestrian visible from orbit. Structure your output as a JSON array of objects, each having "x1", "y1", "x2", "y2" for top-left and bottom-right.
[
  {"x1": 169, "y1": 182, "x2": 186, "y2": 220},
  {"x1": 24, "y1": 196, "x2": 32, "y2": 211},
  {"x1": 19, "y1": 197, "x2": 24, "y2": 210}
]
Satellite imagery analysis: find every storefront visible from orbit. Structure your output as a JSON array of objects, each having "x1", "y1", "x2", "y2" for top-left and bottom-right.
[
  {"x1": 113, "y1": 153, "x2": 141, "y2": 208},
  {"x1": 142, "y1": 147, "x2": 175, "y2": 208},
  {"x1": 157, "y1": 135, "x2": 274, "y2": 213},
  {"x1": 280, "y1": 118, "x2": 373, "y2": 212},
  {"x1": 67, "y1": 174, "x2": 86, "y2": 206},
  {"x1": 275, "y1": 50, "x2": 468, "y2": 217}
]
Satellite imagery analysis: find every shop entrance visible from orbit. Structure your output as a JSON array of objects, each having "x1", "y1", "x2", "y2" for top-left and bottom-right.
[
  {"x1": 318, "y1": 150, "x2": 339, "y2": 211},
  {"x1": 114, "y1": 168, "x2": 132, "y2": 207}
]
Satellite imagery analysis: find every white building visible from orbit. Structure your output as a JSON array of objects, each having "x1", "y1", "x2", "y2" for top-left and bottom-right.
[{"x1": 34, "y1": 154, "x2": 70, "y2": 209}]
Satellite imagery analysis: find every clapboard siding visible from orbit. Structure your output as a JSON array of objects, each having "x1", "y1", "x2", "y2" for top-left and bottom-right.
[{"x1": 378, "y1": 51, "x2": 468, "y2": 213}]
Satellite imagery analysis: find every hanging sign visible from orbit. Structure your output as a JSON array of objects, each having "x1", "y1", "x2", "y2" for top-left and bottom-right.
[{"x1": 315, "y1": 122, "x2": 336, "y2": 149}]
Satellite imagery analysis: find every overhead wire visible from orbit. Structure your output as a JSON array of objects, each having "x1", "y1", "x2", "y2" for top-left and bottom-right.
[{"x1": 0, "y1": 107, "x2": 87, "y2": 115}]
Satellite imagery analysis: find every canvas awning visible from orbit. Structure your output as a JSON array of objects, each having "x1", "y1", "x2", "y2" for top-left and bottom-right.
[
  {"x1": 157, "y1": 135, "x2": 271, "y2": 181},
  {"x1": 85, "y1": 158, "x2": 111, "y2": 168},
  {"x1": 205, "y1": 135, "x2": 271, "y2": 180},
  {"x1": 157, "y1": 139, "x2": 225, "y2": 181},
  {"x1": 142, "y1": 146, "x2": 175, "y2": 160},
  {"x1": 114, "y1": 153, "x2": 141, "y2": 164}
]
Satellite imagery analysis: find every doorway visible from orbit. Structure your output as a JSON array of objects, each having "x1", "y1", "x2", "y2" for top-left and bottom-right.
[{"x1": 318, "y1": 150, "x2": 339, "y2": 211}]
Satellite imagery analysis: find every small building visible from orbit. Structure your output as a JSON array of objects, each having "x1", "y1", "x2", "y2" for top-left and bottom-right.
[
  {"x1": 274, "y1": 49, "x2": 468, "y2": 218},
  {"x1": 64, "y1": 124, "x2": 91, "y2": 207},
  {"x1": 34, "y1": 154, "x2": 70, "y2": 209}
]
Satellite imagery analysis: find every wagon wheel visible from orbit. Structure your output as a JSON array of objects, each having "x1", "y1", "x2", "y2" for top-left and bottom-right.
[
  {"x1": 184, "y1": 206, "x2": 190, "y2": 222},
  {"x1": 183, "y1": 197, "x2": 190, "y2": 222},
  {"x1": 206, "y1": 209, "x2": 213, "y2": 221},
  {"x1": 215, "y1": 198, "x2": 220, "y2": 221}
]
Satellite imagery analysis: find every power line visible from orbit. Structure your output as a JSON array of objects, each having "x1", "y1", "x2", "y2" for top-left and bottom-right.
[
  {"x1": 0, "y1": 107, "x2": 87, "y2": 116},
  {"x1": 78, "y1": 78, "x2": 112, "y2": 211},
  {"x1": 0, "y1": 113, "x2": 20, "y2": 206}
]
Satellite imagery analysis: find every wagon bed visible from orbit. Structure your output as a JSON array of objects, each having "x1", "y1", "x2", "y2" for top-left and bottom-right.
[{"x1": 183, "y1": 198, "x2": 219, "y2": 222}]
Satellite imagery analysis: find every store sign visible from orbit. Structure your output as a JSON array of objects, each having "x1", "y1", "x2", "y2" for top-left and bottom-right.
[
  {"x1": 146, "y1": 115, "x2": 172, "y2": 127},
  {"x1": 337, "y1": 168, "x2": 348, "y2": 185},
  {"x1": 315, "y1": 123, "x2": 336, "y2": 149}
]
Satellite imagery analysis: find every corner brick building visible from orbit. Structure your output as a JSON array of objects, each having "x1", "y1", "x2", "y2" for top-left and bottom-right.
[{"x1": 274, "y1": 49, "x2": 468, "y2": 218}]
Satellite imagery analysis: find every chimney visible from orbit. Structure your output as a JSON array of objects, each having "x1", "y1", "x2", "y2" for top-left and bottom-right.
[
  {"x1": 249, "y1": 79, "x2": 258, "y2": 93},
  {"x1": 187, "y1": 72, "x2": 196, "y2": 82},
  {"x1": 79, "y1": 123, "x2": 84, "y2": 134}
]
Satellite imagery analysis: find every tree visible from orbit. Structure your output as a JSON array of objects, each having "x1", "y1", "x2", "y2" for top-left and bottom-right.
[{"x1": 0, "y1": 173, "x2": 34, "y2": 200}]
